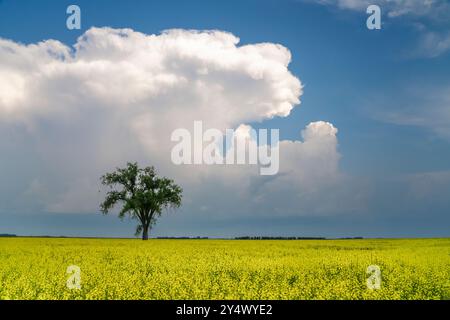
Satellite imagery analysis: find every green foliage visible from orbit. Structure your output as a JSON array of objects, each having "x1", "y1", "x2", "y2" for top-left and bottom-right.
[{"x1": 100, "y1": 162, "x2": 182, "y2": 239}]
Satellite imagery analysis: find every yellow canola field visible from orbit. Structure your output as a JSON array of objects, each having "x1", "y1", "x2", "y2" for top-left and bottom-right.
[{"x1": 0, "y1": 237, "x2": 449, "y2": 300}]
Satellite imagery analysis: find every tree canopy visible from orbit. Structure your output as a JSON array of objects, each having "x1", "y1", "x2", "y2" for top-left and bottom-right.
[{"x1": 100, "y1": 162, "x2": 182, "y2": 240}]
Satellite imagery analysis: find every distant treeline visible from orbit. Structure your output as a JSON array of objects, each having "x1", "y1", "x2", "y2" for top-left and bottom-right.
[
  {"x1": 0, "y1": 235, "x2": 364, "y2": 240},
  {"x1": 157, "y1": 236, "x2": 209, "y2": 239},
  {"x1": 234, "y1": 236, "x2": 327, "y2": 240},
  {"x1": 334, "y1": 237, "x2": 364, "y2": 240}
]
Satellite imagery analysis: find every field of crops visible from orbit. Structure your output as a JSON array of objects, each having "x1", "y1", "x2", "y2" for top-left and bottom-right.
[{"x1": 0, "y1": 237, "x2": 449, "y2": 300}]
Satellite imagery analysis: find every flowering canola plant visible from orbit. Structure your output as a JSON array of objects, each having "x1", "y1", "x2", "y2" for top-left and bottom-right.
[{"x1": 0, "y1": 238, "x2": 448, "y2": 300}]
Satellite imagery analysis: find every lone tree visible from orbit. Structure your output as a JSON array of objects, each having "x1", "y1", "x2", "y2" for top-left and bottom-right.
[{"x1": 100, "y1": 162, "x2": 182, "y2": 240}]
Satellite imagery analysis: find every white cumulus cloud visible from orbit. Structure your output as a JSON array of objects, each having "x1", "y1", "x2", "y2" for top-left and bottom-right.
[{"x1": 0, "y1": 27, "x2": 353, "y2": 217}]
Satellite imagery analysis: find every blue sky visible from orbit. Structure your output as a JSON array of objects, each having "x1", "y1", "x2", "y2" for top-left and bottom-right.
[{"x1": 0, "y1": 0, "x2": 449, "y2": 238}]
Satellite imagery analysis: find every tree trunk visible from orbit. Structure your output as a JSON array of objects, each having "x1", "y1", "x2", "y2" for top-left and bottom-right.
[{"x1": 142, "y1": 225, "x2": 149, "y2": 240}]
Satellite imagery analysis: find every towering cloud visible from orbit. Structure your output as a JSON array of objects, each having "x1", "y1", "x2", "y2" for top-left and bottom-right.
[{"x1": 0, "y1": 27, "x2": 345, "y2": 217}]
